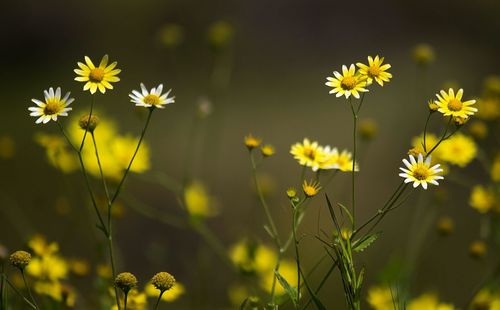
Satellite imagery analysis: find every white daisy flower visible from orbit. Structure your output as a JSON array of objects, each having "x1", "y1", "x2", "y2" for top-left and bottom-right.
[
  {"x1": 129, "y1": 83, "x2": 175, "y2": 109},
  {"x1": 399, "y1": 154, "x2": 444, "y2": 189},
  {"x1": 29, "y1": 87, "x2": 74, "y2": 124}
]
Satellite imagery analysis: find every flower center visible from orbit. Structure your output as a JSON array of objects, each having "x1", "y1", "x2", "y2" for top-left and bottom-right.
[
  {"x1": 412, "y1": 166, "x2": 429, "y2": 180},
  {"x1": 89, "y1": 68, "x2": 105, "y2": 82},
  {"x1": 303, "y1": 147, "x2": 316, "y2": 160},
  {"x1": 447, "y1": 99, "x2": 463, "y2": 111},
  {"x1": 367, "y1": 66, "x2": 381, "y2": 77},
  {"x1": 341, "y1": 76, "x2": 356, "y2": 90},
  {"x1": 143, "y1": 94, "x2": 161, "y2": 106},
  {"x1": 43, "y1": 101, "x2": 61, "y2": 115}
]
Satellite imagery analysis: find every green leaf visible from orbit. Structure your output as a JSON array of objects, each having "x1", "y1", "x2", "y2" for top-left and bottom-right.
[
  {"x1": 274, "y1": 270, "x2": 298, "y2": 307},
  {"x1": 352, "y1": 232, "x2": 380, "y2": 252}
]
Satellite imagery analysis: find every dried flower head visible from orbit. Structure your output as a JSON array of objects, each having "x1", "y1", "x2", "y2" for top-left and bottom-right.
[
  {"x1": 151, "y1": 272, "x2": 176, "y2": 292},
  {"x1": 9, "y1": 250, "x2": 31, "y2": 269},
  {"x1": 115, "y1": 272, "x2": 138, "y2": 293},
  {"x1": 78, "y1": 115, "x2": 100, "y2": 132}
]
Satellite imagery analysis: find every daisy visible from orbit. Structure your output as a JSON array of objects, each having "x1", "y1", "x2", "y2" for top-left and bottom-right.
[
  {"x1": 74, "y1": 55, "x2": 121, "y2": 94},
  {"x1": 302, "y1": 180, "x2": 321, "y2": 197},
  {"x1": 29, "y1": 87, "x2": 74, "y2": 124},
  {"x1": 325, "y1": 64, "x2": 368, "y2": 99},
  {"x1": 434, "y1": 88, "x2": 477, "y2": 119},
  {"x1": 399, "y1": 154, "x2": 444, "y2": 189},
  {"x1": 290, "y1": 138, "x2": 328, "y2": 171},
  {"x1": 129, "y1": 83, "x2": 175, "y2": 109},
  {"x1": 356, "y1": 55, "x2": 392, "y2": 86},
  {"x1": 321, "y1": 147, "x2": 359, "y2": 171}
]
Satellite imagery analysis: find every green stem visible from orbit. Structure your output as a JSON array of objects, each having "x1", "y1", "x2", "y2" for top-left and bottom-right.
[
  {"x1": 292, "y1": 207, "x2": 301, "y2": 306},
  {"x1": 21, "y1": 270, "x2": 38, "y2": 310},
  {"x1": 422, "y1": 112, "x2": 432, "y2": 152},
  {"x1": 79, "y1": 97, "x2": 95, "y2": 152},
  {"x1": 2, "y1": 275, "x2": 36, "y2": 309},
  {"x1": 154, "y1": 291, "x2": 165, "y2": 310},
  {"x1": 123, "y1": 292, "x2": 128, "y2": 310},
  {"x1": 91, "y1": 132, "x2": 111, "y2": 204},
  {"x1": 349, "y1": 98, "x2": 358, "y2": 229},
  {"x1": 0, "y1": 263, "x2": 5, "y2": 310}
]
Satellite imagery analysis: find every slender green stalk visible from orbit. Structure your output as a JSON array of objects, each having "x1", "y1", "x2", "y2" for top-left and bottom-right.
[
  {"x1": 154, "y1": 291, "x2": 165, "y2": 310},
  {"x1": 91, "y1": 132, "x2": 111, "y2": 203},
  {"x1": 2, "y1": 275, "x2": 36, "y2": 309},
  {"x1": 0, "y1": 263, "x2": 5, "y2": 310},
  {"x1": 123, "y1": 292, "x2": 128, "y2": 310},
  {"x1": 422, "y1": 112, "x2": 432, "y2": 152},
  {"x1": 349, "y1": 98, "x2": 358, "y2": 229},
  {"x1": 292, "y1": 206, "x2": 301, "y2": 306},
  {"x1": 79, "y1": 97, "x2": 95, "y2": 152},
  {"x1": 21, "y1": 270, "x2": 38, "y2": 310}
]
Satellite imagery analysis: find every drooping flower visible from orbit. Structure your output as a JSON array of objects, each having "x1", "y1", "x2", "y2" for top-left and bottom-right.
[
  {"x1": 74, "y1": 55, "x2": 121, "y2": 94},
  {"x1": 399, "y1": 154, "x2": 444, "y2": 189},
  {"x1": 356, "y1": 55, "x2": 392, "y2": 86},
  {"x1": 29, "y1": 87, "x2": 73, "y2": 124},
  {"x1": 434, "y1": 88, "x2": 477, "y2": 119},
  {"x1": 129, "y1": 83, "x2": 175, "y2": 109},
  {"x1": 326, "y1": 64, "x2": 368, "y2": 99}
]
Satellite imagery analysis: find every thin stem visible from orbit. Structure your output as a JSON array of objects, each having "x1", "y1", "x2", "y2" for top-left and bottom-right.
[
  {"x1": 425, "y1": 116, "x2": 452, "y2": 158},
  {"x1": 154, "y1": 291, "x2": 165, "y2": 310},
  {"x1": 2, "y1": 275, "x2": 36, "y2": 309},
  {"x1": 21, "y1": 270, "x2": 38, "y2": 310},
  {"x1": 0, "y1": 263, "x2": 5, "y2": 310},
  {"x1": 123, "y1": 292, "x2": 128, "y2": 310},
  {"x1": 79, "y1": 96, "x2": 95, "y2": 152},
  {"x1": 349, "y1": 98, "x2": 358, "y2": 229},
  {"x1": 91, "y1": 132, "x2": 111, "y2": 204},
  {"x1": 292, "y1": 207, "x2": 301, "y2": 306},
  {"x1": 422, "y1": 112, "x2": 432, "y2": 152},
  {"x1": 110, "y1": 108, "x2": 154, "y2": 205}
]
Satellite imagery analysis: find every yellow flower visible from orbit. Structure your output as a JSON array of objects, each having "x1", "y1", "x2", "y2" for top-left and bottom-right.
[
  {"x1": 228, "y1": 284, "x2": 250, "y2": 306},
  {"x1": 439, "y1": 133, "x2": 477, "y2": 167},
  {"x1": 326, "y1": 64, "x2": 368, "y2": 99},
  {"x1": 158, "y1": 23, "x2": 184, "y2": 48},
  {"x1": 261, "y1": 144, "x2": 275, "y2": 157},
  {"x1": 145, "y1": 282, "x2": 185, "y2": 302},
  {"x1": 0, "y1": 135, "x2": 15, "y2": 159},
  {"x1": 244, "y1": 134, "x2": 261, "y2": 150},
  {"x1": 469, "y1": 185, "x2": 496, "y2": 214},
  {"x1": 356, "y1": 55, "x2": 392, "y2": 86},
  {"x1": 302, "y1": 180, "x2": 321, "y2": 197},
  {"x1": 229, "y1": 240, "x2": 276, "y2": 274},
  {"x1": 492, "y1": 155, "x2": 500, "y2": 182},
  {"x1": 129, "y1": 83, "x2": 175, "y2": 109},
  {"x1": 407, "y1": 293, "x2": 455, "y2": 310},
  {"x1": 286, "y1": 187, "x2": 297, "y2": 199},
  {"x1": 34, "y1": 133, "x2": 79, "y2": 173},
  {"x1": 74, "y1": 55, "x2": 121, "y2": 94},
  {"x1": 111, "y1": 135, "x2": 151, "y2": 173},
  {"x1": 471, "y1": 288, "x2": 500, "y2": 310},
  {"x1": 411, "y1": 133, "x2": 443, "y2": 159},
  {"x1": 26, "y1": 254, "x2": 68, "y2": 281},
  {"x1": 96, "y1": 264, "x2": 112, "y2": 279},
  {"x1": 111, "y1": 289, "x2": 147, "y2": 310},
  {"x1": 290, "y1": 138, "x2": 328, "y2": 171},
  {"x1": 412, "y1": 43, "x2": 435, "y2": 66},
  {"x1": 260, "y1": 259, "x2": 297, "y2": 295},
  {"x1": 436, "y1": 216, "x2": 454, "y2": 236},
  {"x1": 358, "y1": 118, "x2": 378, "y2": 140},
  {"x1": 29, "y1": 87, "x2": 74, "y2": 124},
  {"x1": 434, "y1": 88, "x2": 477, "y2": 119},
  {"x1": 476, "y1": 97, "x2": 500, "y2": 120},
  {"x1": 207, "y1": 21, "x2": 234, "y2": 48},
  {"x1": 468, "y1": 121, "x2": 488, "y2": 139},
  {"x1": 469, "y1": 240, "x2": 487, "y2": 259},
  {"x1": 68, "y1": 258, "x2": 90, "y2": 276},
  {"x1": 321, "y1": 147, "x2": 358, "y2": 171},
  {"x1": 399, "y1": 154, "x2": 444, "y2": 189},
  {"x1": 28, "y1": 235, "x2": 59, "y2": 256},
  {"x1": 184, "y1": 181, "x2": 217, "y2": 217},
  {"x1": 483, "y1": 75, "x2": 500, "y2": 97},
  {"x1": 34, "y1": 282, "x2": 76, "y2": 307},
  {"x1": 367, "y1": 286, "x2": 394, "y2": 310}
]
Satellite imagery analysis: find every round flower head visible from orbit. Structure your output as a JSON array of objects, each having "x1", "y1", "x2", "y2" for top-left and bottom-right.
[
  {"x1": 115, "y1": 272, "x2": 138, "y2": 293},
  {"x1": 261, "y1": 145, "x2": 275, "y2": 157},
  {"x1": 399, "y1": 154, "x2": 444, "y2": 189},
  {"x1": 356, "y1": 55, "x2": 392, "y2": 86},
  {"x1": 74, "y1": 55, "x2": 121, "y2": 94},
  {"x1": 244, "y1": 134, "x2": 261, "y2": 150},
  {"x1": 151, "y1": 272, "x2": 176, "y2": 292},
  {"x1": 290, "y1": 138, "x2": 328, "y2": 171},
  {"x1": 9, "y1": 250, "x2": 31, "y2": 270},
  {"x1": 434, "y1": 88, "x2": 477, "y2": 118},
  {"x1": 302, "y1": 180, "x2": 321, "y2": 197},
  {"x1": 326, "y1": 64, "x2": 368, "y2": 99},
  {"x1": 129, "y1": 83, "x2": 175, "y2": 109},
  {"x1": 78, "y1": 114, "x2": 100, "y2": 132},
  {"x1": 29, "y1": 87, "x2": 74, "y2": 124}
]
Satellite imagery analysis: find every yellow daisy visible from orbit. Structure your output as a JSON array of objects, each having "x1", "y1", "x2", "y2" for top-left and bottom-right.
[
  {"x1": 302, "y1": 180, "x2": 321, "y2": 197},
  {"x1": 326, "y1": 64, "x2": 368, "y2": 99},
  {"x1": 74, "y1": 55, "x2": 121, "y2": 94},
  {"x1": 356, "y1": 55, "x2": 392, "y2": 86},
  {"x1": 469, "y1": 185, "x2": 496, "y2": 214},
  {"x1": 321, "y1": 146, "x2": 358, "y2": 171},
  {"x1": 29, "y1": 87, "x2": 73, "y2": 124},
  {"x1": 129, "y1": 83, "x2": 175, "y2": 109},
  {"x1": 434, "y1": 88, "x2": 477, "y2": 118},
  {"x1": 290, "y1": 138, "x2": 328, "y2": 171},
  {"x1": 399, "y1": 154, "x2": 444, "y2": 189},
  {"x1": 439, "y1": 133, "x2": 477, "y2": 167}
]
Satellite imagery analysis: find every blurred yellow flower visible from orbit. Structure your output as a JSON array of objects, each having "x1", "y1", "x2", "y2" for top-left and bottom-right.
[
  {"x1": 244, "y1": 134, "x2": 261, "y2": 150},
  {"x1": 27, "y1": 253, "x2": 68, "y2": 281},
  {"x1": 184, "y1": 181, "x2": 217, "y2": 217},
  {"x1": 229, "y1": 240, "x2": 276, "y2": 274},
  {"x1": 439, "y1": 133, "x2": 477, "y2": 167},
  {"x1": 34, "y1": 282, "x2": 76, "y2": 307},
  {"x1": 145, "y1": 282, "x2": 185, "y2": 302},
  {"x1": 434, "y1": 88, "x2": 477, "y2": 119},
  {"x1": 483, "y1": 75, "x2": 500, "y2": 97},
  {"x1": 471, "y1": 288, "x2": 500, "y2": 310},
  {"x1": 0, "y1": 135, "x2": 15, "y2": 159},
  {"x1": 469, "y1": 240, "x2": 487, "y2": 259},
  {"x1": 468, "y1": 121, "x2": 488, "y2": 139},
  {"x1": 356, "y1": 55, "x2": 392, "y2": 86},
  {"x1": 96, "y1": 264, "x2": 112, "y2": 279},
  {"x1": 260, "y1": 259, "x2": 297, "y2": 296},
  {"x1": 228, "y1": 283, "x2": 250, "y2": 306},
  {"x1": 28, "y1": 235, "x2": 59, "y2": 256},
  {"x1": 469, "y1": 185, "x2": 496, "y2": 214},
  {"x1": 407, "y1": 293, "x2": 455, "y2": 310},
  {"x1": 411, "y1": 133, "x2": 442, "y2": 159},
  {"x1": 111, "y1": 289, "x2": 147, "y2": 310},
  {"x1": 68, "y1": 258, "x2": 90, "y2": 276},
  {"x1": 358, "y1": 118, "x2": 378, "y2": 140},
  {"x1": 412, "y1": 43, "x2": 435, "y2": 66},
  {"x1": 261, "y1": 144, "x2": 275, "y2": 157},
  {"x1": 74, "y1": 55, "x2": 121, "y2": 94},
  {"x1": 492, "y1": 155, "x2": 500, "y2": 182},
  {"x1": 158, "y1": 23, "x2": 184, "y2": 48},
  {"x1": 207, "y1": 21, "x2": 234, "y2": 48},
  {"x1": 326, "y1": 64, "x2": 368, "y2": 99},
  {"x1": 367, "y1": 286, "x2": 394, "y2": 310},
  {"x1": 35, "y1": 133, "x2": 79, "y2": 173},
  {"x1": 476, "y1": 97, "x2": 500, "y2": 121}
]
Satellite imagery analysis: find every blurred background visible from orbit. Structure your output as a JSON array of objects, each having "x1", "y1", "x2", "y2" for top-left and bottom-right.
[{"x1": 1, "y1": 0, "x2": 500, "y2": 308}]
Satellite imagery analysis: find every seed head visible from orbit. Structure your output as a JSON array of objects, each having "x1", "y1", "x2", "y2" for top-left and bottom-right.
[
  {"x1": 151, "y1": 272, "x2": 176, "y2": 292},
  {"x1": 115, "y1": 272, "x2": 138, "y2": 293},
  {"x1": 9, "y1": 250, "x2": 31, "y2": 270},
  {"x1": 78, "y1": 114, "x2": 100, "y2": 132}
]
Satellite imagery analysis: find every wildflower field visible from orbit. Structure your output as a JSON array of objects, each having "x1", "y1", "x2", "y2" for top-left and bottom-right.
[{"x1": 1, "y1": 1, "x2": 500, "y2": 309}]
